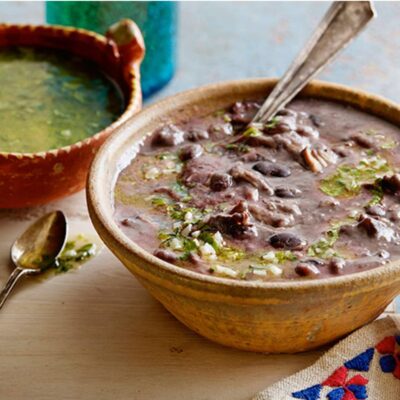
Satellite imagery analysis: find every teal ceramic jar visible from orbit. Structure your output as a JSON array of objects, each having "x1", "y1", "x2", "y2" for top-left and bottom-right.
[{"x1": 46, "y1": 1, "x2": 177, "y2": 98}]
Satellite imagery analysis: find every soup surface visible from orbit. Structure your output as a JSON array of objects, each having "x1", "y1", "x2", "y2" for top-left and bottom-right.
[
  {"x1": 114, "y1": 98, "x2": 400, "y2": 281},
  {"x1": 0, "y1": 46, "x2": 123, "y2": 153}
]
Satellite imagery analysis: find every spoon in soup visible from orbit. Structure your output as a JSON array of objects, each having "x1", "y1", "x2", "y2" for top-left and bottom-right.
[
  {"x1": 0, "y1": 211, "x2": 68, "y2": 310},
  {"x1": 251, "y1": 1, "x2": 376, "y2": 126}
]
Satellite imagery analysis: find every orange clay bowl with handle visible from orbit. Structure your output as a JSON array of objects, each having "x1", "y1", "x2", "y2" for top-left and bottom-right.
[
  {"x1": 0, "y1": 20, "x2": 144, "y2": 208},
  {"x1": 87, "y1": 79, "x2": 400, "y2": 353}
]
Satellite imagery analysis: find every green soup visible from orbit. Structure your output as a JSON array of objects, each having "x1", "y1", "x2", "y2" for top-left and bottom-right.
[{"x1": 0, "y1": 46, "x2": 124, "y2": 153}]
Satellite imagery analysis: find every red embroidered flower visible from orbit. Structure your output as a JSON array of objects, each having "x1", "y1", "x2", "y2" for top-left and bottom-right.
[
  {"x1": 376, "y1": 335, "x2": 400, "y2": 379},
  {"x1": 323, "y1": 366, "x2": 368, "y2": 400}
]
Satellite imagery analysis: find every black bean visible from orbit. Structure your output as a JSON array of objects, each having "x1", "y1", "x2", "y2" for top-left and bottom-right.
[
  {"x1": 387, "y1": 205, "x2": 400, "y2": 222},
  {"x1": 295, "y1": 262, "x2": 320, "y2": 277},
  {"x1": 121, "y1": 218, "x2": 134, "y2": 227},
  {"x1": 153, "y1": 249, "x2": 178, "y2": 264},
  {"x1": 350, "y1": 133, "x2": 376, "y2": 149},
  {"x1": 274, "y1": 186, "x2": 302, "y2": 198},
  {"x1": 329, "y1": 258, "x2": 346, "y2": 274},
  {"x1": 152, "y1": 124, "x2": 185, "y2": 147},
  {"x1": 381, "y1": 174, "x2": 400, "y2": 195},
  {"x1": 252, "y1": 162, "x2": 291, "y2": 177},
  {"x1": 269, "y1": 233, "x2": 306, "y2": 250},
  {"x1": 179, "y1": 144, "x2": 203, "y2": 161},
  {"x1": 209, "y1": 173, "x2": 233, "y2": 191}
]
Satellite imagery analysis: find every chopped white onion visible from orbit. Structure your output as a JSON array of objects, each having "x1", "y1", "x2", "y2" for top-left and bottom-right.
[
  {"x1": 261, "y1": 251, "x2": 277, "y2": 262},
  {"x1": 181, "y1": 223, "x2": 192, "y2": 237},
  {"x1": 199, "y1": 243, "x2": 217, "y2": 260},
  {"x1": 184, "y1": 211, "x2": 194, "y2": 223},
  {"x1": 169, "y1": 238, "x2": 183, "y2": 250},
  {"x1": 214, "y1": 264, "x2": 238, "y2": 278},
  {"x1": 266, "y1": 265, "x2": 283, "y2": 277},
  {"x1": 252, "y1": 269, "x2": 267, "y2": 276},
  {"x1": 173, "y1": 221, "x2": 182, "y2": 230},
  {"x1": 213, "y1": 231, "x2": 225, "y2": 247}
]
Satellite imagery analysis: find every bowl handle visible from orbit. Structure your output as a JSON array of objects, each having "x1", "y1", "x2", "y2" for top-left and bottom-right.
[{"x1": 106, "y1": 19, "x2": 145, "y2": 85}]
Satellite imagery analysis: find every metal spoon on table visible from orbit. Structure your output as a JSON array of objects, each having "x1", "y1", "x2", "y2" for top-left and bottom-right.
[
  {"x1": 251, "y1": 1, "x2": 376, "y2": 126},
  {"x1": 0, "y1": 211, "x2": 68, "y2": 310}
]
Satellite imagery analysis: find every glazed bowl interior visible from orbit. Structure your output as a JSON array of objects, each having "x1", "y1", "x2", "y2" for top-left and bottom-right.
[
  {"x1": 88, "y1": 78, "x2": 400, "y2": 352},
  {"x1": 0, "y1": 23, "x2": 141, "y2": 157}
]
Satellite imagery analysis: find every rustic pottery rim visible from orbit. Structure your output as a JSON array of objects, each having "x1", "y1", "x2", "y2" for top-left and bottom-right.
[
  {"x1": 88, "y1": 78, "x2": 400, "y2": 293},
  {"x1": 0, "y1": 23, "x2": 141, "y2": 159}
]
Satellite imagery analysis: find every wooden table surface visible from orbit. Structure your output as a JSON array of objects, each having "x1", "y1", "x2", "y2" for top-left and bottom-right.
[
  {"x1": 0, "y1": 193, "x2": 396, "y2": 400},
  {"x1": 0, "y1": 2, "x2": 399, "y2": 399},
  {"x1": 0, "y1": 192, "x2": 326, "y2": 400}
]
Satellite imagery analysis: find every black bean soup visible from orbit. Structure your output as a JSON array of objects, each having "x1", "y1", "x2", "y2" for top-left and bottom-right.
[{"x1": 114, "y1": 98, "x2": 400, "y2": 281}]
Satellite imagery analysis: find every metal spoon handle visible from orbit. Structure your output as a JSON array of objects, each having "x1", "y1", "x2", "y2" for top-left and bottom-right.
[
  {"x1": 0, "y1": 267, "x2": 29, "y2": 310},
  {"x1": 252, "y1": 1, "x2": 376, "y2": 125}
]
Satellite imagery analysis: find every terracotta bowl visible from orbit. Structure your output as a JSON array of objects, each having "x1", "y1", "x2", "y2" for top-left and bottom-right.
[
  {"x1": 0, "y1": 20, "x2": 144, "y2": 208},
  {"x1": 87, "y1": 79, "x2": 400, "y2": 353}
]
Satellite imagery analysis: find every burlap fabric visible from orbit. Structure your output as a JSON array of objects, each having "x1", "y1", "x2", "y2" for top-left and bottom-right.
[{"x1": 253, "y1": 316, "x2": 400, "y2": 400}]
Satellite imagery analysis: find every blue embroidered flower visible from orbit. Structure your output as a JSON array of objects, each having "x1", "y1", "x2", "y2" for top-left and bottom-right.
[
  {"x1": 376, "y1": 335, "x2": 400, "y2": 380},
  {"x1": 292, "y1": 384, "x2": 322, "y2": 400}
]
